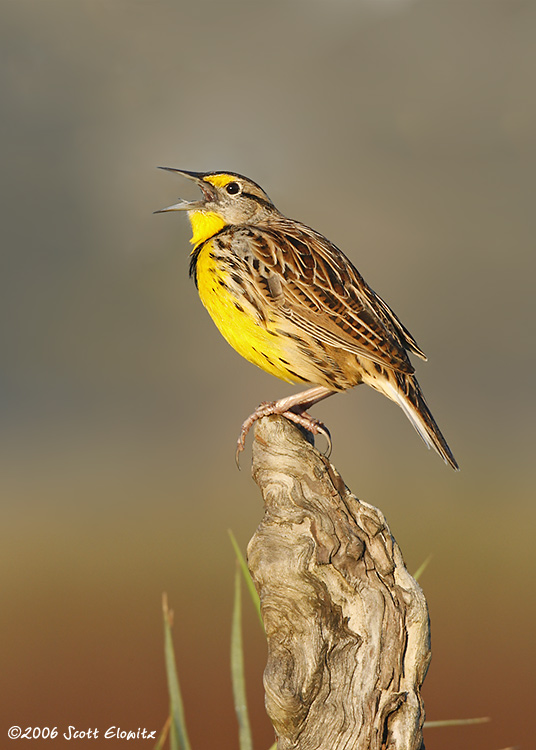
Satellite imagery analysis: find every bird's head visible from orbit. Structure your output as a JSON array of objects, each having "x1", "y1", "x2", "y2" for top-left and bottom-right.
[{"x1": 156, "y1": 169, "x2": 276, "y2": 247}]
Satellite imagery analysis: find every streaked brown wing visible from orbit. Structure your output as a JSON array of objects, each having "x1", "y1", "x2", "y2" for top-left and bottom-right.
[
  {"x1": 235, "y1": 222, "x2": 424, "y2": 374},
  {"x1": 358, "y1": 284, "x2": 427, "y2": 361}
]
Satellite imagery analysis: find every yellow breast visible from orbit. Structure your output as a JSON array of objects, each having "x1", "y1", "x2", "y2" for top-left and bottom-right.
[{"x1": 194, "y1": 238, "x2": 305, "y2": 384}]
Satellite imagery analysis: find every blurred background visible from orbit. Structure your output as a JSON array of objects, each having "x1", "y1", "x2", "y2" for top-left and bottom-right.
[{"x1": 1, "y1": 1, "x2": 534, "y2": 748}]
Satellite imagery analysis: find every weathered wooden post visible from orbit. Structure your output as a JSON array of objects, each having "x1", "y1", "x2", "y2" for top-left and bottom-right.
[{"x1": 247, "y1": 415, "x2": 431, "y2": 750}]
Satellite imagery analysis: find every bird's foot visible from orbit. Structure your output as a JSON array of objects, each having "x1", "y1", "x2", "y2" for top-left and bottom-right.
[{"x1": 235, "y1": 401, "x2": 332, "y2": 467}]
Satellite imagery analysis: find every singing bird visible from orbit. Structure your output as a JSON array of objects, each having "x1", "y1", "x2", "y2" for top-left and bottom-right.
[{"x1": 156, "y1": 169, "x2": 458, "y2": 470}]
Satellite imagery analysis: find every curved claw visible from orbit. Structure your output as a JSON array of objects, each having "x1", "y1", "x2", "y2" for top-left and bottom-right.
[
  {"x1": 235, "y1": 401, "x2": 277, "y2": 468},
  {"x1": 235, "y1": 438, "x2": 245, "y2": 469},
  {"x1": 316, "y1": 423, "x2": 332, "y2": 458},
  {"x1": 234, "y1": 398, "x2": 334, "y2": 469},
  {"x1": 283, "y1": 409, "x2": 332, "y2": 457}
]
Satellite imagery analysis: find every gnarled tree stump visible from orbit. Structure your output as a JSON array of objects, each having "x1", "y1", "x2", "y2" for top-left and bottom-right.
[{"x1": 247, "y1": 415, "x2": 431, "y2": 750}]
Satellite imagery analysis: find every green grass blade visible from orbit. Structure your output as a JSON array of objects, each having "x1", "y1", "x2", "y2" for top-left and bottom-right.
[
  {"x1": 153, "y1": 717, "x2": 171, "y2": 750},
  {"x1": 162, "y1": 595, "x2": 192, "y2": 750},
  {"x1": 424, "y1": 716, "x2": 490, "y2": 728},
  {"x1": 228, "y1": 529, "x2": 263, "y2": 629},
  {"x1": 231, "y1": 566, "x2": 254, "y2": 750},
  {"x1": 413, "y1": 554, "x2": 432, "y2": 581}
]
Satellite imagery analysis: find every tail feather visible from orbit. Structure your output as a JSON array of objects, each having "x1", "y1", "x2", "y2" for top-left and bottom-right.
[{"x1": 376, "y1": 375, "x2": 459, "y2": 471}]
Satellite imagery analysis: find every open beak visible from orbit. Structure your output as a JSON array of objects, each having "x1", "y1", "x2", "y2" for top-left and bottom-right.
[{"x1": 154, "y1": 167, "x2": 214, "y2": 213}]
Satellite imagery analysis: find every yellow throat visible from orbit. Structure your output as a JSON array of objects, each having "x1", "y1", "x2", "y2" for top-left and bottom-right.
[{"x1": 187, "y1": 209, "x2": 226, "y2": 248}]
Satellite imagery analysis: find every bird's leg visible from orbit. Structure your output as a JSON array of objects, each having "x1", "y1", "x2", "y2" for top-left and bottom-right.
[{"x1": 236, "y1": 386, "x2": 336, "y2": 465}]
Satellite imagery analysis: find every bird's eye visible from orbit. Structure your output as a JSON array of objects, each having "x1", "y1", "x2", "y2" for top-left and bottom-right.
[{"x1": 226, "y1": 181, "x2": 240, "y2": 195}]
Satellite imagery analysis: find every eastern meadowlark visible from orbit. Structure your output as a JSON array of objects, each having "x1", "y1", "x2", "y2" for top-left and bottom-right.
[{"x1": 156, "y1": 169, "x2": 458, "y2": 470}]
